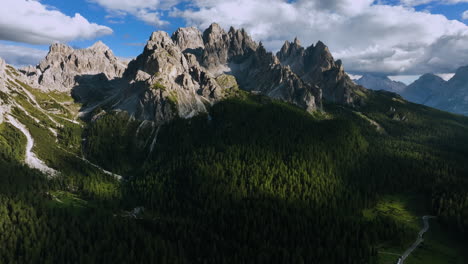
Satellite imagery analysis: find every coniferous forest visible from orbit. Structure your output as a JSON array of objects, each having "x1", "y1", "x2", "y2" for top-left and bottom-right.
[{"x1": 1, "y1": 91, "x2": 468, "y2": 263}]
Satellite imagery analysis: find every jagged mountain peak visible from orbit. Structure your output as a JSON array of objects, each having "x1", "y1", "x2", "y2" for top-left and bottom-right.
[
  {"x1": 89, "y1": 40, "x2": 110, "y2": 52},
  {"x1": 314, "y1": 40, "x2": 328, "y2": 51},
  {"x1": 146, "y1": 31, "x2": 176, "y2": 53},
  {"x1": 293, "y1": 37, "x2": 301, "y2": 46},
  {"x1": 49, "y1": 42, "x2": 74, "y2": 53},
  {"x1": 20, "y1": 40, "x2": 127, "y2": 92},
  {"x1": 277, "y1": 38, "x2": 362, "y2": 104},
  {"x1": 171, "y1": 27, "x2": 204, "y2": 52},
  {"x1": 204, "y1": 23, "x2": 224, "y2": 35}
]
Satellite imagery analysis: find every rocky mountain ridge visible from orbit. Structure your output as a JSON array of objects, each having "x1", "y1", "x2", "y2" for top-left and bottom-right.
[
  {"x1": 277, "y1": 38, "x2": 364, "y2": 104},
  {"x1": 2, "y1": 23, "x2": 365, "y2": 125},
  {"x1": 21, "y1": 41, "x2": 127, "y2": 92}
]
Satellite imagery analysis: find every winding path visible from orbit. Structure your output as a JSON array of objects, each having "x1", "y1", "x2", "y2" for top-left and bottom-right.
[
  {"x1": 398, "y1": 216, "x2": 436, "y2": 264},
  {"x1": 6, "y1": 115, "x2": 57, "y2": 176}
]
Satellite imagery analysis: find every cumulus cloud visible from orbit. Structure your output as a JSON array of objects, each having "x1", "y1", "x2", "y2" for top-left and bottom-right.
[
  {"x1": 436, "y1": 73, "x2": 455, "y2": 80},
  {"x1": 173, "y1": 0, "x2": 468, "y2": 75},
  {"x1": 89, "y1": 0, "x2": 180, "y2": 26},
  {"x1": 0, "y1": 43, "x2": 47, "y2": 67},
  {"x1": 400, "y1": 0, "x2": 468, "y2": 6},
  {"x1": 463, "y1": 10, "x2": 468, "y2": 19},
  {"x1": 0, "y1": 0, "x2": 112, "y2": 45}
]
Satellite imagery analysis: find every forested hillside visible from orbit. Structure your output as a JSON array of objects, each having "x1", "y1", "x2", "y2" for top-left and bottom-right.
[{"x1": 1, "y1": 90, "x2": 468, "y2": 263}]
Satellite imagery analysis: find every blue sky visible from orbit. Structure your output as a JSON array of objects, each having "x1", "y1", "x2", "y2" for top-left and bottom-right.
[
  {"x1": 37, "y1": 0, "x2": 187, "y2": 58},
  {"x1": 2, "y1": 0, "x2": 468, "y2": 82}
]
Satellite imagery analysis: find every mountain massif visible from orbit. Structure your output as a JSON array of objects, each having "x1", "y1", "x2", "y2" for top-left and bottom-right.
[
  {"x1": 13, "y1": 23, "x2": 364, "y2": 125},
  {"x1": 1, "y1": 24, "x2": 468, "y2": 264}
]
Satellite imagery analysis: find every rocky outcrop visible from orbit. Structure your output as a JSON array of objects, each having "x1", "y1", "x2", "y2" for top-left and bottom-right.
[
  {"x1": 20, "y1": 41, "x2": 127, "y2": 92},
  {"x1": 356, "y1": 74, "x2": 407, "y2": 93},
  {"x1": 0, "y1": 57, "x2": 6, "y2": 84},
  {"x1": 0, "y1": 58, "x2": 9, "y2": 123},
  {"x1": 232, "y1": 43, "x2": 321, "y2": 112},
  {"x1": 172, "y1": 27, "x2": 205, "y2": 52},
  {"x1": 118, "y1": 31, "x2": 234, "y2": 123},
  {"x1": 277, "y1": 39, "x2": 364, "y2": 104}
]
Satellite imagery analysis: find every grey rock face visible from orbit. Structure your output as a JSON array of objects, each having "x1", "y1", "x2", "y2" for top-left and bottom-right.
[
  {"x1": 356, "y1": 74, "x2": 407, "y2": 93},
  {"x1": 21, "y1": 41, "x2": 127, "y2": 92},
  {"x1": 118, "y1": 30, "x2": 233, "y2": 123},
  {"x1": 0, "y1": 57, "x2": 6, "y2": 81},
  {"x1": 194, "y1": 24, "x2": 321, "y2": 111},
  {"x1": 172, "y1": 27, "x2": 205, "y2": 52},
  {"x1": 277, "y1": 39, "x2": 364, "y2": 104}
]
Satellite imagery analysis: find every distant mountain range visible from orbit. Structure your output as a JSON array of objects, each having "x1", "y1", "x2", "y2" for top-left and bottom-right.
[
  {"x1": 405, "y1": 67, "x2": 468, "y2": 116},
  {"x1": 355, "y1": 69, "x2": 468, "y2": 116},
  {"x1": 355, "y1": 74, "x2": 407, "y2": 93}
]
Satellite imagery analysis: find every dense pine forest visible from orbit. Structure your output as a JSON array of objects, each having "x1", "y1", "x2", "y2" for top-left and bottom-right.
[{"x1": 1, "y1": 91, "x2": 468, "y2": 263}]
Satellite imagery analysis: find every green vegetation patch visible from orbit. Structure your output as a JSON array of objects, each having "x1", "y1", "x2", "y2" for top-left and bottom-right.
[
  {"x1": 364, "y1": 194, "x2": 424, "y2": 231},
  {"x1": 166, "y1": 91, "x2": 178, "y2": 111},
  {"x1": 152, "y1": 81, "x2": 166, "y2": 91},
  {"x1": 48, "y1": 191, "x2": 88, "y2": 209}
]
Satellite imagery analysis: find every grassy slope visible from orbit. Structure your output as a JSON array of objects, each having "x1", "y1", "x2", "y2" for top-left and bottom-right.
[{"x1": 3, "y1": 77, "x2": 121, "y2": 202}]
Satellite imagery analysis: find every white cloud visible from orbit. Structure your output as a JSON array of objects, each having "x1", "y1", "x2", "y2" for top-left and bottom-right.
[
  {"x1": 0, "y1": 0, "x2": 113, "y2": 45},
  {"x1": 0, "y1": 43, "x2": 47, "y2": 67},
  {"x1": 400, "y1": 0, "x2": 468, "y2": 6},
  {"x1": 436, "y1": 73, "x2": 455, "y2": 80},
  {"x1": 174, "y1": 0, "x2": 468, "y2": 75},
  {"x1": 463, "y1": 10, "x2": 468, "y2": 19},
  {"x1": 89, "y1": 0, "x2": 180, "y2": 26},
  {"x1": 348, "y1": 74, "x2": 363, "y2": 80}
]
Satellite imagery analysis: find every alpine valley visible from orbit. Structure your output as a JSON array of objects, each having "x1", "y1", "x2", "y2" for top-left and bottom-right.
[{"x1": 1, "y1": 24, "x2": 468, "y2": 264}]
